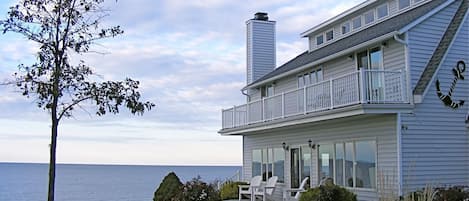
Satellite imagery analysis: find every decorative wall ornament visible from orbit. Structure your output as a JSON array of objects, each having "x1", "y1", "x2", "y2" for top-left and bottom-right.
[{"x1": 435, "y1": 60, "x2": 466, "y2": 109}]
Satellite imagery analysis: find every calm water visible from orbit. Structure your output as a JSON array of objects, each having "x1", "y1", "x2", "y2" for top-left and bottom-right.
[{"x1": 0, "y1": 163, "x2": 241, "y2": 201}]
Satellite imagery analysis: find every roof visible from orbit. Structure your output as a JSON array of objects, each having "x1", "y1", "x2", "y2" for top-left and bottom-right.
[{"x1": 246, "y1": 0, "x2": 446, "y2": 89}]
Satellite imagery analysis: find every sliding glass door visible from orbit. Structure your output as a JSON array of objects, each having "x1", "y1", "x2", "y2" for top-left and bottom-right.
[
  {"x1": 290, "y1": 146, "x2": 312, "y2": 188},
  {"x1": 357, "y1": 47, "x2": 384, "y2": 102}
]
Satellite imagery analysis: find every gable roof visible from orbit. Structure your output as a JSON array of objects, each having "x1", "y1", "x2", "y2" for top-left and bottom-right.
[{"x1": 246, "y1": 0, "x2": 446, "y2": 89}]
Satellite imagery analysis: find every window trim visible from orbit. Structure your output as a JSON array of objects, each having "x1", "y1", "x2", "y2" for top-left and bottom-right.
[{"x1": 377, "y1": 3, "x2": 389, "y2": 19}]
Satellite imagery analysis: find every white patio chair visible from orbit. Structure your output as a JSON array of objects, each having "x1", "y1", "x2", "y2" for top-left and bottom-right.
[
  {"x1": 254, "y1": 176, "x2": 278, "y2": 201},
  {"x1": 239, "y1": 175, "x2": 262, "y2": 201},
  {"x1": 283, "y1": 177, "x2": 309, "y2": 201}
]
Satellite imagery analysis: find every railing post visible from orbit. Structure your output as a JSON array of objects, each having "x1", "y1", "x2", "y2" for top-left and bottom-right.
[
  {"x1": 246, "y1": 103, "x2": 250, "y2": 125},
  {"x1": 262, "y1": 98, "x2": 266, "y2": 122},
  {"x1": 303, "y1": 86, "x2": 307, "y2": 114},
  {"x1": 221, "y1": 109, "x2": 225, "y2": 129},
  {"x1": 232, "y1": 105, "x2": 236, "y2": 127},
  {"x1": 282, "y1": 92, "x2": 285, "y2": 118},
  {"x1": 359, "y1": 68, "x2": 365, "y2": 103},
  {"x1": 330, "y1": 80, "x2": 334, "y2": 109},
  {"x1": 400, "y1": 70, "x2": 406, "y2": 103}
]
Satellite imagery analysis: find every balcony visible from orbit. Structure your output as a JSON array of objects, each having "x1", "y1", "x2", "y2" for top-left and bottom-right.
[{"x1": 221, "y1": 70, "x2": 409, "y2": 129}]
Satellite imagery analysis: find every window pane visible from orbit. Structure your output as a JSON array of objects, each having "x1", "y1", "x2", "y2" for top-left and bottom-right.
[
  {"x1": 345, "y1": 142, "x2": 354, "y2": 187},
  {"x1": 301, "y1": 145, "x2": 312, "y2": 187},
  {"x1": 290, "y1": 148, "x2": 300, "y2": 188},
  {"x1": 316, "y1": 35, "x2": 324, "y2": 45},
  {"x1": 273, "y1": 148, "x2": 285, "y2": 183},
  {"x1": 310, "y1": 72, "x2": 317, "y2": 84},
  {"x1": 342, "y1": 22, "x2": 350, "y2": 34},
  {"x1": 352, "y1": 17, "x2": 361, "y2": 29},
  {"x1": 377, "y1": 4, "x2": 388, "y2": 19},
  {"x1": 399, "y1": 0, "x2": 410, "y2": 9},
  {"x1": 369, "y1": 47, "x2": 382, "y2": 70},
  {"x1": 298, "y1": 76, "x2": 304, "y2": 88},
  {"x1": 357, "y1": 51, "x2": 369, "y2": 69},
  {"x1": 304, "y1": 74, "x2": 311, "y2": 86},
  {"x1": 335, "y1": 143, "x2": 344, "y2": 186},
  {"x1": 355, "y1": 141, "x2": 376, "y2": 188},
  {"x1": 326, "y1": 30, "x2": 333, "y2": 41},
  {"x1": 318, "y1": 144, "x2": 334, "y2": 183},
  {"x1": 267, "y1": 85, "x2": 274, "y2": 97},
  {"x1": 364, "y1": 11, "x2": 374, "y2": 24},
  {"x1": 267, "y1": 148, "x2": 273, "y2": 179},
  {"x1": 316, "y1": 69, "x2": 323, "y2": 82},
  {"x1": 252, "y1": 149, "x2": 262, "y2": 178}
]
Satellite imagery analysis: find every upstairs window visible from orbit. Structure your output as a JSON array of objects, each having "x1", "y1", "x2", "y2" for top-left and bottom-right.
[
  {"x1": 298, "y1": 68, "x2": 323, "y2": 88},
  {"x1": 342, "y1": 22, "x2": 351, "y2": 34},
  {"x1": 261, "y1": 84, "x2": 274, "y2": 98},
  {"x1": 316, "y1": 34, "x2": 324, "y2": 45},
  {"x1": 377, "y1": 4, "x2": 389, "y2": 19},
  {"x1": 326, "y1": 30, "x2": 334, "y2": 41},
  {"x1": 352, "y1": 17, "x2": 362, "y2": 30},
  {"x1": 399, "y1": 0, "x2": 410, "y2": 9},
  {"x1": 364, "y1": 11, "x2": 375, "y2": 25}
]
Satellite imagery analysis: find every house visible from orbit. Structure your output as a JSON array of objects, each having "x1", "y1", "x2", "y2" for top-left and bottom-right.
[{"x1": 219, "y1": 0, "x2": 469, "y2": 201}]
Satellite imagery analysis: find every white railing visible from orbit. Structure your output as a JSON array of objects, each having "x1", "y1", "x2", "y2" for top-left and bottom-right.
[{"x1": 222, "y1": 69, "x2": 408, "y2": 129}]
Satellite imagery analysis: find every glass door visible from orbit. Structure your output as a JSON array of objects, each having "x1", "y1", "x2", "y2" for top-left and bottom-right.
[
  {"x1": 290, "y1": 146, "x2": 312, "y2": 188},
  {"x1": 290, "y1": 148, "x2": 300, "y2": 188},
  {"x1": 357, "y1": 47, "x2": 383, "y2": 102}
]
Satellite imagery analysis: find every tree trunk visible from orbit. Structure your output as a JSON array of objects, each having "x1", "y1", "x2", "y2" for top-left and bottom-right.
[{"x1": 47, "y1": 111, "x2": 59, "y2": 201}]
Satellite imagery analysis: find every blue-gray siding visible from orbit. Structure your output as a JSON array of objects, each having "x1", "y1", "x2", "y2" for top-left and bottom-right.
[
  {"x1": 401, "y1": 5, "x2": 469, "y2": 192},
  {"x1": 247, "y1": 20, "x2": 276, "y2": 84}
]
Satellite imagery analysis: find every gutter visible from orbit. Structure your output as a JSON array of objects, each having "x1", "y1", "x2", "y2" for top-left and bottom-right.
[{"x1": 243, "y1": 31, "x2": 398, "y2": 90}]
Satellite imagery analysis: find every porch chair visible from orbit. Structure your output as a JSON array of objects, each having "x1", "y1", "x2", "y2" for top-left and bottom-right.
[
  {"x1": 238, "y1": 175, "x2": 262, "y2": 201},
  {"x1": 283, "y1": 177, "x2": 309, "y2": 201},
  {"x1": 253, "y1": 176, "x2": 278, "y2": 201}
]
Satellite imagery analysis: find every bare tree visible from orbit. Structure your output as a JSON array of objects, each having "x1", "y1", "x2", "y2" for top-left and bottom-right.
[{"x1": 0, "y1": 1, "x2": 155, "y2": 201}]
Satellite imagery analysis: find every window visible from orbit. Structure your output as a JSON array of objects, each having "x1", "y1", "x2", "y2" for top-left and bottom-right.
[
  {"x1": 414, "y1": 0, "x2": 423, "y2": 3},
  {"x1": 364, "y1": 11, "x2": 374, "y2": 24},
  {"x1": 355, "y1": 141, "x2": 376, "y2": 188},
  {"x1": 318, "y1": 140, "x2": 377, "y2": 189},
  {"x1": 291, "y1": 146, "x2": 312, "y2": 188},
  {"x1": 352, "y1": 17, "x2": 362, "y2": 30},
  {"x1": 316, "y1": 34, "x2": 324, "y2": 45},
  {"x1": 298, "y1": 68, "x2": 323, "y2": 88},
  {"x1": 399, "y1": 0, "x2": 410, "y2": 9},
  {"x1": 261, "y1": 84, "x2": 274, "y2": 98},
  {"x1": 342, "y1": 22, "x2": 351, "y2": 34},
  {"x1": 252, "y1": 148, "x2": 284, "y2": 183},
  {"x1": 325, "y1": 30, "x2": 334, "y2": 41},
  {"x1": 318, "y1": 144, "x2": 334, "y2": 182},
  {"x1": 377, "y1": 4, "x2": 388, "y2": 19}
]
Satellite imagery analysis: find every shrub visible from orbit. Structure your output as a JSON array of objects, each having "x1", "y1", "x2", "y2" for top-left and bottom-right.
[
  {"x1": 299, "y1": 182, "x2": 357, "y2": 201},
  {"x1": 434, "y1": 186, "x2": 469, "y2": 201},
  {"x1": 153, "y1": 172, "x2": 183, "y2": 201},
  {"x1": 219, "y1": 181, "x2": 248, "y2": 200},
  {"x1": 178, "y1": 176, "x2": 221, "y2": 201}
]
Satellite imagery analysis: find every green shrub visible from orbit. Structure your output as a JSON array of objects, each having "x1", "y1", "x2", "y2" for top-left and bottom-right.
[
  {"x1": 299, "y1": 182, "x2": 357, "y2": 201},
  {"x1": 219, "y1": 181, "x2": 248, "y2": 200},
  {"x1": 178, "y1": 176, "x2": 221, "y2": 201},
  {"x1": 153, "y1": 172, "x2": 183, "y2": 201},
  {"x1": 434, "y1": 186, "x2": 469, "y2": 201}
]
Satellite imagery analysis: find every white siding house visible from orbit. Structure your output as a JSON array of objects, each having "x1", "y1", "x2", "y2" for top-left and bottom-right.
[{"x1": 220, "y1": 0, "x2": 469, "y2": 200}]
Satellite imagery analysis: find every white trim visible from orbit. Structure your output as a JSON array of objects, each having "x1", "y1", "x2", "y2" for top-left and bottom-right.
[
  {"x1": 398, "y1": 0, "x2": 456, "y2": 33},
  {"x1": 300, "y1": 0, "x2": 378, "y2": 37},
  {"x1": 396, "y1": 113, "x2": 403, "y2": 196},
  {"x1": 245, "y1": 32, "x2": 398, "y2": 90},
  {"x1": 420, "y1": 7, "x2": 469, "y2": 101}
]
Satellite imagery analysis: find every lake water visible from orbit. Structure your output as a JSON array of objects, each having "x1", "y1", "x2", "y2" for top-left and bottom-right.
[{"x1": 0, "y1": 163, "x2": 241, "y2": 201}]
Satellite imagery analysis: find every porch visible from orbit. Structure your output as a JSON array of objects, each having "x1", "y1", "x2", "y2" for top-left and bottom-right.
[{"x1": 222, "y1": 70, "x2": 409, "y2": 130}]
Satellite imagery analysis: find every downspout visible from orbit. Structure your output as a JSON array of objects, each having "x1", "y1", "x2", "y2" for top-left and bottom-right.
[
  {"x1": 394, "y1": 34, "x2": 407, "y2": 45},
  {"x1": 241, "y1": 89, "x2": 251, "y2": 101}
]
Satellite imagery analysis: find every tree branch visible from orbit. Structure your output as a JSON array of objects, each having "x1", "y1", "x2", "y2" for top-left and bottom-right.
[{"x1": 58, "y1": 95, "x2": 93, "y2": 121}]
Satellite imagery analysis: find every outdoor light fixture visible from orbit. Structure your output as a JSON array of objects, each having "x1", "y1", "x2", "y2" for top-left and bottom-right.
[
  {"x1": 308, "y1": 139, "x2": 316, "y2": 149},
  {"x1": 282, "y1": 142, "x2": 289, "y2": 151}
]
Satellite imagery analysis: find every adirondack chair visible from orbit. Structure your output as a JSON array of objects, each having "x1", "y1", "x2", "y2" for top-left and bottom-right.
[
  {"x1": 253, "y1": 176, "x2": 278, "y2": 201},
  {"x1": 239, "y1": 176, "x2": 262, "y2": 201},
  {"x1": 283, "y1": 177, "x2": 309, "y2": 201}
]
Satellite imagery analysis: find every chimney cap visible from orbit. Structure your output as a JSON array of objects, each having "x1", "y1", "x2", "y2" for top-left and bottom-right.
[{"x1": 254, "y1": 12, "x2": 269, "y2": 21}]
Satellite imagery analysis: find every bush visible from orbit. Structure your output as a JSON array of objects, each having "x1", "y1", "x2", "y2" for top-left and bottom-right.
[
  {"x1": 219, "y1": 181, "x2": 248, "y2": 200},
  {"x1": 154, "y1": 172, "x2": 183, "y2": 201},
  {"x1": 434, "y1": 186, "x2": 469, "y2": 201},
  {"x1": 299, "y1": 182, "x2": 357, "y2": 201},
  {"x1": 178, "y1": 176, "x2": 221, "y2": 201}
]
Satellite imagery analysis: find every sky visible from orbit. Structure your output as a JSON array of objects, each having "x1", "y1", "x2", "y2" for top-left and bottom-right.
[{"x1": 0, "y1": 0, "x2": 363, "y2": 166}]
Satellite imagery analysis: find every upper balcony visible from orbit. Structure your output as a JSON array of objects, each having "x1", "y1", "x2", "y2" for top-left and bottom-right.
[{"x1": 221, "y1": 69, "x2": 411, "y2": 131}]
